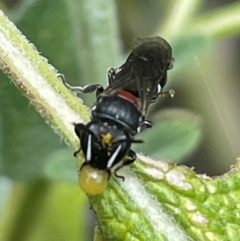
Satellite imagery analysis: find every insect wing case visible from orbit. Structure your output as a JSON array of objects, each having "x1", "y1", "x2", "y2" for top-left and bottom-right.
[{"x1": 104, "y1": 36, "x2": 173, "y2": 114}]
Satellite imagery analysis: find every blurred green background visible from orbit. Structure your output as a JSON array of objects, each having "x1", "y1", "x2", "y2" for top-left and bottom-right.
[{"x1": 1, "y1": 0, "x2": 240, "y2": 240}]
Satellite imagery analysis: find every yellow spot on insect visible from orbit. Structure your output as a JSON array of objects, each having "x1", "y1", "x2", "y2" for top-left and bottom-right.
[
  {"x1": 101, "y1": 132, "x2": 113, "y2": 148},
  {"x1": 79, "y1": 165, "x2": 109, "y2": 195}
]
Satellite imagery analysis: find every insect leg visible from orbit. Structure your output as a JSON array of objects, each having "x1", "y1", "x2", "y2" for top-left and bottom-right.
[
  {"x1": 107, "y1": 67, "x2": 117, "y2": 85},
  {"x1": 157, "y1": 89, "x2": 175, "y2": 98},
  {"x1": 58, "y1": 73, "x2": 104, "y2": 95},
  {"x1": 150, "y1": 96, "x2": 157, "y2": 103},
  {"x1": 73, "y1": 123, "x2": 86, "y2": 157},
  {"x1": 114, "y1": 149, "x2": 136, "y2": 181},
  {"x1": 73, "y1": 147, "x2": 82, "y2": 157},
  {"x1": 141, "y1": 120, "x2": 152, "y2": 131}
]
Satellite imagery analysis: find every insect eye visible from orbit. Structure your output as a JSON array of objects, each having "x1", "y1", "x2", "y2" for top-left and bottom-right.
[
  {"x1": 168, "y1": 57, "x2": 175, "y2": 70},
  {"x1": 79, "y1": 165, "x2": 109, "y2": 195}
]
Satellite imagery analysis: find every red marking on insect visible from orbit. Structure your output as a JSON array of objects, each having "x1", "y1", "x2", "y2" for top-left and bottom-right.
[{"x1": 116, "y1": 90, "x2": 138, "y2": 104}]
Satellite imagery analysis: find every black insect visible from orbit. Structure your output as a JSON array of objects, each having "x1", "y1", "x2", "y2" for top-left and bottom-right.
[
  {"x1": 106, "y1": 36, "x2": 174, "y2": 115},
  {"x1": 61, "y1": 36, "x2": 174, "y2": 195}
]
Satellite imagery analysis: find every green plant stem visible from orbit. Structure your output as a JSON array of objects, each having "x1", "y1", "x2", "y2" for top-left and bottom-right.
[
  {"x1": 0, "y1": 9, "x2": 89, "y2": 151},
  {"x1": 160, "y1": 0, "x2": 201, "y2": 38}
]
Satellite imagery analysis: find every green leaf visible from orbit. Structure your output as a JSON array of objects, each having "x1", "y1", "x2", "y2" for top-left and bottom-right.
[
  {"x1": 135, "y1": 109, "x2": 203, "y2": 163},
  {"x1": 89, "y1": 157, "x2": 240, "y2": 241}
]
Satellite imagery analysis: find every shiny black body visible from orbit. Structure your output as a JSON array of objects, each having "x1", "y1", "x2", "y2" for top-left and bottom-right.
[
  {"x1": 75, "y1": 121, "x2": 132, "y2": 170},
  {"x1": 61, "y1": 36, "x2": 174, "y2": 179},
  {"x1": 92, "y1": 95, "x2": 143, "y2": 135},
  {"x1": 74, "y1": 92, "x2": 144, "y2": 178}
]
